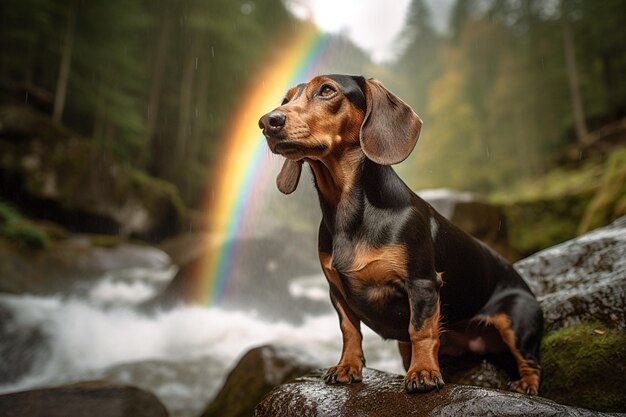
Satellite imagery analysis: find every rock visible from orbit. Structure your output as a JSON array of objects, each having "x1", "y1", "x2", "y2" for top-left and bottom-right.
[
  {"x1": 419, "y1": 189, "x2": 513, "y2": 259},
  {"x1": 98, "y1": 356, "x2": 226, "y2": 417},
  {"x1": 0, "y1": 381, "x2": 169, "y2": 417},
  {"x1": 540, "y1": 322, "x2": 626, "y2": 412},
  {"x1": 515, "y1": 216, "x2": 626, "y2": 331},
  {"x1": 0, "y1": 237, "x2": 172, "y2": 295},
  {"x1": 202, "y1": 345, "x2": 318, "y2": 417},
  {"x1": 0, "y1": 105, "x2": 185, "y2": 241},
  {"x1": 254, "y1": 368, "x2": 619, "y2": 417}
]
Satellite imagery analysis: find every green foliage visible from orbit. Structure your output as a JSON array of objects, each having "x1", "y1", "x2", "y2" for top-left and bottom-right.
[
  {"x1": 1, "y1": 0, "x2": 625, "y2": 211},
  {"x1": 392, "y1": 0, "x2": 626, "y2": 195},
  {"x1": 541, "y1": 322, "x2": 626, "y2": 412},
  {"x1": 579, "y1": 147, "x2": 626, "y2": 233},
  {"x1": 0, "y1": 0, "x2": 297, "y2": 206},
  {"x1": 0, "y1": 201, "x2": 49, "y2": 249},
  {"x1": 504, "y1": 192, "x2": 593, "y2": 257}
]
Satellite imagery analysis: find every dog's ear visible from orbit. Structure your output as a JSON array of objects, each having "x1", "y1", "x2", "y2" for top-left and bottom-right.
[
  {"x1": 276, "y1": 159, "x2": 303, "y2": 194},
  {"x1": 358, "y1": 78, "x2": 422, "y2": 165}
]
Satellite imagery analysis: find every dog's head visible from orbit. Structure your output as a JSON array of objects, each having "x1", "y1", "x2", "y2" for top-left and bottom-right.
[{"x1": 258, "y1": 75, "x2": 422, "y2": 194}]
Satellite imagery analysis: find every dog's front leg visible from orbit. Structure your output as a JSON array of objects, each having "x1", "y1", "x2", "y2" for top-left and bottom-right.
[
  {"x1": 404, "y1": 277, "x2": 444, "y2": 393},
  {"x1": 324, "y1": 288, "x2": 365, "y2": 384}
]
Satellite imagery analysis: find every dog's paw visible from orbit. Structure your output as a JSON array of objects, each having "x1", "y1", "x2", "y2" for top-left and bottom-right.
[
  {"x1": 323, "y1": 364, "x2": 363, "y2": 385},
  {"x1": 508, "y1": 378, "x2": 539, "y2": 396},
  {"x1": 404, "y1": 368, "x2": 444, "y2": 393}
]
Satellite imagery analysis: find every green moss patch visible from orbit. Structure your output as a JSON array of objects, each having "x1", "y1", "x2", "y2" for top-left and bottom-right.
[
  {"x1": 0, "y1": 201, "x2": 49, "y2": 249},
  {"x1": 579, "y1": 148, "x2": 626, "y2": 234},
  {"x1": 504, "y1": 192, "x2": 593, "y2": 257},
  {"x1": 541, "y1": 322, "x2": 626, "y2": 412}
]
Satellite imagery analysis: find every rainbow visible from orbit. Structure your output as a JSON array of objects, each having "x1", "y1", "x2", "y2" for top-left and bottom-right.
[{"x1": 199, "y1": 25, "x2": 332, "y2": 305}]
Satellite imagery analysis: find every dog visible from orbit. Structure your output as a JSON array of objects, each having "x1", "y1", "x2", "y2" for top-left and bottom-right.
[{"x1": 258, "y1": 74, "x2": 543, "y2": 395}]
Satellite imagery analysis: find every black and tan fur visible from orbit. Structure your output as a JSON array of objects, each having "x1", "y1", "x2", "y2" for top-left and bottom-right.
[{"x1": 258, "y1": 75, "x2": 543, "y2": 394}]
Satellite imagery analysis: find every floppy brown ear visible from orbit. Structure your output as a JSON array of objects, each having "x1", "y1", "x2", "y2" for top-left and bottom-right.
[
  {"x1": 359, "y1": 79, "x2": 422, "y2": 165},
  {"x1": 276, "y1": 159, "x2": 303, "y2": 194}
]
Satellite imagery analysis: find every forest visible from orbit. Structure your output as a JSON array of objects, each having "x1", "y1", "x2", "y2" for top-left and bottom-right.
[{"x1": 1, "y1": 0, "x2": 625, "y2": 220}]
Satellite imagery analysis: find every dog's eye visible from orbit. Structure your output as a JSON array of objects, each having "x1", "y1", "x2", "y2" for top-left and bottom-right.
[{"x1": 319, "y1": 84, "x2": 336, "y2": 98}]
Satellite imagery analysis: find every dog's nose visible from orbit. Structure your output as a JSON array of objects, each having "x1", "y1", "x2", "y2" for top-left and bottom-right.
[{"x1": 259, "y1": 111, "x2": 286, "y2": 134}]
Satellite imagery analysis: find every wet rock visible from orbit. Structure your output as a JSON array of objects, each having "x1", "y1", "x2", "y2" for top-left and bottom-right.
[
  {"x1": 98, "y1": 356, "x2": 226, "y2": 417},
  {"x1": 202, "y1": 345, "x2": 318, "y2": 417},
  {"x1": 0, "y1": 381, "x2": 169, "y2": 417},
  {"x1": 0, "y1": 237, "x2": 172, "y2": 295},
  {"x1": 419, "y1": 189, "x2": 513, "y2": 259},
  {"x1": 0, "y1": 105, "x2": 185, "y2": 241},
  {"x1": 254, "y1": 368, "x2": 620, "y2": 417},
  {"x1": 515, "y1": 216, "x2": 626, "y2": 331}
]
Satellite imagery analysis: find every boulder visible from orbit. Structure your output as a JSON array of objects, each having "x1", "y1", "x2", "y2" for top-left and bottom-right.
[
  {"x1": 202, "y1": 345, "x2": 318, "y2": 417},
  {"x1": 0, "y1": 105, "x2": 185, "y2": 241},
  {"x1": 540, "y1": 322, "x2": 626, "y2": 412},
  {"x1": 515, "y1": 215, "x2": 626, "y2": 331},
  {"x1": 253, "y1": 368, "x2": 619, "y2": 417},
  {"x1": 0, "y1": 381, "x2": 169, "y2": 417},
  {"x1": 419, "y1": 189, "x2": 513, "y2": 259},
  {"x1": 99, "y1": 356, "x2": 227, "y2": 417}
]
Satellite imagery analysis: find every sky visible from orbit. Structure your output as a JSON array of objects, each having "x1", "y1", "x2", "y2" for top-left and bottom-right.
[{"x1": 284, "y1": 0, "x2": 454, "y2": 62}]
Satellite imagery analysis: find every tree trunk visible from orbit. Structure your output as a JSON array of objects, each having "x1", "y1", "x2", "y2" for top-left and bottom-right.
[
  {"x1": 144, "y1": 13, "x2": 172, "y2": 158},
  {"x1": 175, "y1": 47, "x2": 196, "y2": 176},
  {"x1": 561, "y1": 13, "x2": 588, "y2": 143},
  {"x1": 53, "y1": 10, "x2": 76, "y2": 122},
  {"x1": 190, "y1": 57, "x2": 211, "y2": 161}
]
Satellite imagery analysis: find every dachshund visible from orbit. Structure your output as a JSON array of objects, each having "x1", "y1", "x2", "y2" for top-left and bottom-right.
[{"x1": 258, "y1": 75, "x2": 543, "y2": 395}]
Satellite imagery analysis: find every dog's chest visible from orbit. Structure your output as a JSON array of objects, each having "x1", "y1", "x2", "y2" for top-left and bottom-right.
[{"x1": 329, "y1": 242, "x2": 408, "y2": 302}]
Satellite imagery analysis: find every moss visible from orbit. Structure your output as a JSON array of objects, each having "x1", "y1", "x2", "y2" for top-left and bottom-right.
[
  {"x1": 0, "y1": 201, "x2": 49, "y2": 249},
  {"x1": 504, "y1": 191, "x2": 593, "y2": 257},
  {"x1": 579, "y1": 148, "x2": 626, "y2": 234},
  {"x1": 489, "y1": 158, "x2": 603, "y2": 204},
  {"x1": 89, "y1": 234, "x2": 126, "y2": 248},
  {"x1": 541, "y1": 322, "x2": 626, "y2": 412}
]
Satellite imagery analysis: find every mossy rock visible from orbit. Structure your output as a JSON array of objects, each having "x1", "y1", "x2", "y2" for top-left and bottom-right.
[
  {"x1": 0, "y1": 105, "x2": 185, "y2": 241},
  {"x1": 579, "y1": 148, "x2": 626, "y2": 234},
  {"x1": 0, "y1": 201, "x2": 49, "y2": 249},
  {"x1": 504, "y1": 192, "x2": 593, "y2": 257},
  {"x1": 541, "y1": 322, "x2": 626, "y2": 412},
  {"x1": 202, "y1": 345, "x2": 317, "y2": 417}
]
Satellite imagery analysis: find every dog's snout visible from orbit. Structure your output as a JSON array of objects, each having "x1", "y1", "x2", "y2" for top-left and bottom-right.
[{"x1": 259, "y1": 111, "x2": 286, "y2": 134}]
